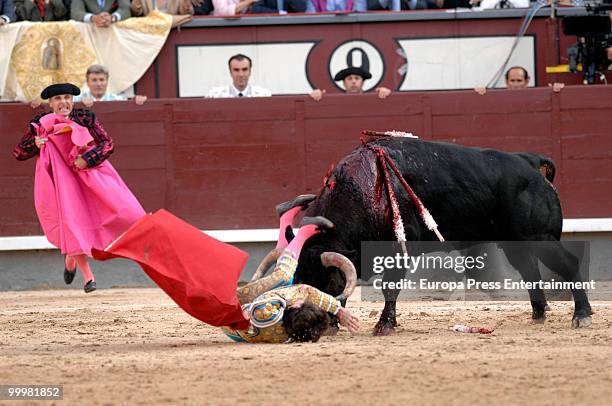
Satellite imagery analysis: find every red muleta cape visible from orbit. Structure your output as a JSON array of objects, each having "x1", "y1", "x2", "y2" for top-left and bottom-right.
[{"x1": 92, "y1": 209, "x2": 250, "y2": 330}]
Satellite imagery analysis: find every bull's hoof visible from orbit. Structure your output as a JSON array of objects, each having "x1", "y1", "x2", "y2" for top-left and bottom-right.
[
  {"x1": 373, "y1": 321, "x2": 395, "y2": 336},
  {"x1": 572, "y1": 315, "x2": 592, "y2": 329},
  {"x1": 531, "y1": 301, "x2": 548, "y2": 322},
  {"x1": 531, "y1": 310, "x2": 546, "y2": 322}
]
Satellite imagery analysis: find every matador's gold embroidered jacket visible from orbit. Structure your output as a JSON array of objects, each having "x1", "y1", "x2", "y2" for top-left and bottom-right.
[{"x1": 222, "y1": 250, "x2": 341, "y2": 343}]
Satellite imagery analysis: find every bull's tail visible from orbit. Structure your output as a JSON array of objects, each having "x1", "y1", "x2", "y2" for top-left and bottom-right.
[
  {"x1": 517, "y1": 152, "x2": 556, "y2": 183},
  {"x1": 540, "y1": 157, "x2": 556, "y2": 183}
]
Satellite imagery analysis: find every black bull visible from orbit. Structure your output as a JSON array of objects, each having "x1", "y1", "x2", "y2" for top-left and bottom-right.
[{"x1": 293, "y1": 137, "x2": 593, "y2": 334}]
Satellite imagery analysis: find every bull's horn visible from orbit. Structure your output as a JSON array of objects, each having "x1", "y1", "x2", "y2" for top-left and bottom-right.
[
  {"x1": 250, "y1": 248, "x2": 284, "y2": 282},
  {"x1": 321, "y1": 252, "x2": 357, "y2": 301}
]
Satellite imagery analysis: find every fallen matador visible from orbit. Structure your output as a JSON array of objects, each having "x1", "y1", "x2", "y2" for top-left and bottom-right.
[{"x1": 94, "y1": 195, "x2": 359, "y2": 343}]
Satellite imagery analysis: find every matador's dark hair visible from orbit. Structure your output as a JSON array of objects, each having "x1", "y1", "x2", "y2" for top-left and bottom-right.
[{"x1": 283, "y1": 303, "x2": 330, "y2": 343}]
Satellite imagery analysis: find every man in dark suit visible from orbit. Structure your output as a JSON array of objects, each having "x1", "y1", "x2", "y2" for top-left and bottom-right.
[
  {"x1": 0, "y1": 0, "x2": 16, "y2": 24},
  {"x1": 71, "y1": 0, "x2": 130, "y2": 27},
  {"x1": 15, "y1": 0, "x2": 69, "y2": 21}
]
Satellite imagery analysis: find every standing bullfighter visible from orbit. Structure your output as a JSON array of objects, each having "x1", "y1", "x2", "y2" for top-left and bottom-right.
[{"x1": 13, "y1": 83, "x2": 145, "y2": 293}]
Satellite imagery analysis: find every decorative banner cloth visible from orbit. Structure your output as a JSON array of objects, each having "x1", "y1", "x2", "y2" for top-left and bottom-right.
[
  {"x1": 0, "y1": 11, "x2": 172, "y2": 102},
  {"x1": 92, "y1": 210, "x2": 251, "y2": 330},
  {"x1": 34, "y1": 114, "x2": 146, "y2": 256}
]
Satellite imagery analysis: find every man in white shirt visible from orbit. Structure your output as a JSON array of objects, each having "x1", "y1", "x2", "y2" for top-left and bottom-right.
[{"x1": 206, "y1": 54, "x2": 272, "y2": 98}]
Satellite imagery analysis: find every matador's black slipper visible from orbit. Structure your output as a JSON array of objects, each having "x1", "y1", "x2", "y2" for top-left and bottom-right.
[
  {"x1": 64, "y1": 268, "x2": 76, "y2": 285},
  {"x1": 84, "y1": 280, "x2": 96, "y2": 293}
]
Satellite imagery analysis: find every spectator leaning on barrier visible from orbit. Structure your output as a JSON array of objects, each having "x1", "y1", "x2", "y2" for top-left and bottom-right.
[
  {"x1": 364, "y1": 0, "x2": 449, "y2": 11},
  {"x1": 73, "y1": 64, "x2": 148, "y2": 107},
  {"x1": 193, "y1": 0, "x2": 214, "y2": 15},
  {"x1": 471, "y1": 0, "x2": 528, "y2": 10},
  {"x1": 131, "y1": 0, "x2": 196, "y2": 27},
  {"x1": 130, "y1": 0, "x2": 200, "y2": 17},
  {"x1": 206, "y1": 54, "x2": 272, "y2": 98},
  {"x1": 15, "y1": 0, "x2": 70, "y2": 21},
  {"x1": 249, "y1": 0, "x2": 307, "y2": 13},
  {"x1": 366, "y1": 0, "x2": 399, "y2": 10},
  {"x1": 1, "y1": 0, "x2": 17, "y2": 24},
  {"x1": 475, "y1": 66, "x2": 565, "y2": 95},
  {"x1": 394, "y1": 0, "x2": 442, "y2": 10},
  {"x1": 212, "y1": 0, "x2": 260, "y2": 16},
  {"x1": 211, "y1": 0, "x2": 306, "y2": 15},
  {"x1": 306, "y1": 0, "x2": 366, "y2": 12},
  {"x1": 367, "y1": 0, "x2": 441, "y2": 10},
  {"x1": 71, "y1": 0, "x2": 130, "y2": 27},
  {"x1": 366, "y1": 0, "x2": 431, "y2": 11},
  {"x1": 309, "y1": 66, "x2": 391, "y2": 101}
]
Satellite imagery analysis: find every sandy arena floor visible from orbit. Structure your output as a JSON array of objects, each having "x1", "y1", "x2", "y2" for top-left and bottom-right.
[{"x1": 1, "y1": 287, "x2": 611, "y2": 406}]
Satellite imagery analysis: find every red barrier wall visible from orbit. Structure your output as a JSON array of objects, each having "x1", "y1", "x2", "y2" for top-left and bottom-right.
[{"x1": 2, "y1": 85, "x2": 611, "y2": 236}]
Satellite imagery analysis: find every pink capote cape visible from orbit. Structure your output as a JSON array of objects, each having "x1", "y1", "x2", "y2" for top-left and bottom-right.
[{"x1": 33, "y1": 114, "x2": 145, "y2": 256}]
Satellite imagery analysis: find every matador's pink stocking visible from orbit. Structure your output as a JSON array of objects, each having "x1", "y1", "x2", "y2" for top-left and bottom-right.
[
  {"x1": 74, "y1": 254, "x2": 94, "y2": 283},
  {"x1": 286, "y1": 224, "x2": 320, "y2": 257},
  {"x1": 65, "y1": 255, "x2": 77, "y2": 272}
]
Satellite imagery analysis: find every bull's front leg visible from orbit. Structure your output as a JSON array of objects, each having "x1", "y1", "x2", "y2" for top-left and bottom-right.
[
  {"x1": 373, "y1": 300, "x2": 398, "y2": 336},
  {"x1": 373, "y1": 247, "x2": 406, "y2": 336},
  {"x1": 374, "y1": 276, "x2": 401, "y2": 336}
]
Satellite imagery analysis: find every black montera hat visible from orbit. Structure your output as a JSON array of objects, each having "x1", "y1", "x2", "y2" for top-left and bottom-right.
[
  {"x1": 333, "y1": 67, "x2": 372, "y2": 81},
  {"x1": 40, "y1": 83, "x2": 81, "y2": 100}
]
